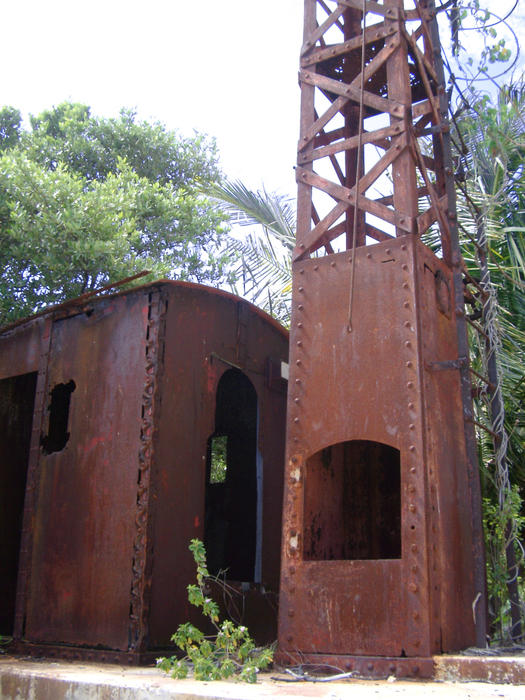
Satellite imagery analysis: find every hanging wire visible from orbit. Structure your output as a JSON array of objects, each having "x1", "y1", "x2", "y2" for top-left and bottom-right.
[
  {"x1": 437, "y1": 0, "x2": 520, "y2": 31},
  {"x1": 347, "y1": 0, "x2": 367, "y2": 333}
]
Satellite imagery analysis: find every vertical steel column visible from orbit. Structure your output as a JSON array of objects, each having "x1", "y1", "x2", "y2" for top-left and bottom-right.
[{"x1": 278, "y1": 0, "x2": 487, "y2": 675}]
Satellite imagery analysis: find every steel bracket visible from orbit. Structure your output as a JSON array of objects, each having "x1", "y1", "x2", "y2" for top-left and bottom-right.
[{"x1": 425, "y1": 356, "x2": 467, "y2": 371}]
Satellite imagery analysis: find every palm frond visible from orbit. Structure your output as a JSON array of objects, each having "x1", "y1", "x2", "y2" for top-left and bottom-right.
[
  {"x1": 205, "y1": 179, "x2": 296, "y2": 324},
  {"x1": 222, "y1": 232, "x2": 292, "y2": 324},
  {"x1": 207, "y1": 179, "x2": 295, "y2": 250}
]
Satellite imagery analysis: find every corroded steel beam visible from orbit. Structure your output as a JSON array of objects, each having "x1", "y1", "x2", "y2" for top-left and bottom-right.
[{"x1": 278, "y1": 0, "x2": 486, "y2": 676}]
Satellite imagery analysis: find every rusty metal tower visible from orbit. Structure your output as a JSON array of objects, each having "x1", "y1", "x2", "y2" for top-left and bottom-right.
[{"x1": 277, "y1": 0, "x2": 487, "y2": 677}]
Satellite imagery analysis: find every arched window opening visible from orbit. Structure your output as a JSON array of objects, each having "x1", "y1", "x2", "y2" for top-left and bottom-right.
[
  {"x1": 303, "y1": 440, "x2": 401, "y2": 561},
  {"x1": 205, "y1": 369, "x2": 258, "y2": 581}
]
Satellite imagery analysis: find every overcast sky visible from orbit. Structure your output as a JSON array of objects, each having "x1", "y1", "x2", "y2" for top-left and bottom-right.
[
  {"x1": 2, "y1": 0, "x2": 303, "y2": 196},
  {"x1": 2, "y1": 1, "x2": 522, "y2": 200}
]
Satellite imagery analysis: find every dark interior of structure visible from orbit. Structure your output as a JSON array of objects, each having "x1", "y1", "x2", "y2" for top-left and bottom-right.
[
  {"x1": 205, "y1": 369, "x2": 258, "y2": 581},
  {"x1": 0, "y1": 372, "x2": 37, "y2": 635},
  {"x1": 303, "y1": 440, "x2": 401, "y2": 561}
]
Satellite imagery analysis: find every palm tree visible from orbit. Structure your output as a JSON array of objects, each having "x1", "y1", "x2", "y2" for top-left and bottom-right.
[
  {"x1": 208, "y1": 180, "x2": 295, "y2": 325},
  {"x1": 453, "y1": 83, "x2": 525, "y2": 640}
]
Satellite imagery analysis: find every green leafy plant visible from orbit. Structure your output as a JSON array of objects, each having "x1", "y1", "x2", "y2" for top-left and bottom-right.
[
  {"x1": 0, "y1": 102, "x2": 231, "y2": 324},
  {"x1": 156, "y1": 539, "x2": 273, "y2": 683},
  {"x1": 209, "y1": 435, "x2": 228, "y2": 484},
  {"x1": 483, "y1": 486, "x2": 525, "y2": 641}
]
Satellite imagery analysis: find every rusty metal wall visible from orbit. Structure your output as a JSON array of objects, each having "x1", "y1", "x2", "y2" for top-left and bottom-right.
[
  {"x1": 148, "y1": 283, "x2": 288, "y2": 649},
  {"x1": 417, "y1": 242, "x2": 478, "y2": 652},
  {"x1": 1, "y1": 281, "x2": 288, "y2": 659},
  {"x1": 24, "y1": 291, "x2": 150, "y2": 650},
  {"x1": 278, "y1": 237, "x2": 477, "y2": 667},
  {"x1": 0, "y1": 318, "x2": 44, "y2": 380}
]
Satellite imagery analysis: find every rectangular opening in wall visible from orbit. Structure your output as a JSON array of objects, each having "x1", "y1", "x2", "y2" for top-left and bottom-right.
[
  {"x1": 0, "y1": 372, "x2": 38, "y2": 635},
  {"x1": 209, "y1": 435, "x2": 228, "y2": 484},
  {"x1": 303, "y1": 440, "x2": 401, "y2": 561}
]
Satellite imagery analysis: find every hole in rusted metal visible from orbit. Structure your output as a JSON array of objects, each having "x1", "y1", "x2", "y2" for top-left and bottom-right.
[
  {"x1": 41, "y1": 380, "x2": 76, "y2": 455},
  {"x1": 205, "y1": 369, "x2": 258, "y2": 581},
  {"x1": 303, "y1": 440, "x2": 401, "y2": 560},
  {"x1": 0, "y1": 371, "x2": 38, "y2": 635}
]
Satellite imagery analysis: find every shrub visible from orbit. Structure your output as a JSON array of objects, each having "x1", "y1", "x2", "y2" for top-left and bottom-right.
[{"x1": 156, "y1": 539, "x2": 273, "y2": 683}]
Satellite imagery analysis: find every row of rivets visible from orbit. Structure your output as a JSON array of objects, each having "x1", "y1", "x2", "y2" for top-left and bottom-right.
[
  {"x1": 418, "y1": 255, "x2": 442, "y2": 646},
  {"x1": 291, "y1": 273, "x2": 306, "y2": 444},
  {"x1": 399, "y1": 243, "x2": 425, "y2": 652},
  {"x1": 286, "y1": 269, "x2": 307, "y2": 584}
]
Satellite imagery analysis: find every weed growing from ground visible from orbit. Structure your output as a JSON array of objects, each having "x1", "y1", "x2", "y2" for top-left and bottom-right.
[{"x1": 156, "y1": 539, "x2": 273, "y2": 682}]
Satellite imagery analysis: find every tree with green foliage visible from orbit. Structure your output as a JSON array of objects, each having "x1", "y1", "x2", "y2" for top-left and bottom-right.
[
  {"x1": 447, "y1": 0, "x2": 516, "y2": 76},
  {"x1": 0, "y1": 102, "x2": 230, "y2": 324}
]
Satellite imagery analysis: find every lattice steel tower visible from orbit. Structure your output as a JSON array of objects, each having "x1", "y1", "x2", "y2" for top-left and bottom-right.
[{"x1": 277, "y1": 0, "x2": 486, "y2": 677}]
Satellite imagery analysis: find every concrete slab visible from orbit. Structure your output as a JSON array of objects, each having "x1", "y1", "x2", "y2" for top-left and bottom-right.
[
  {"x1": 435, "y1": 655, "x2": 525, "y2": 685},
  {"x1": 1, "y1": 656, "x2": 524, "y2": 700}
]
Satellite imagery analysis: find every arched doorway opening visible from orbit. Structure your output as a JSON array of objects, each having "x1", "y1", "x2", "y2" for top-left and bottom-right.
[{"x1": 205, "y1": 369, "x2": 258, "y2": 581}]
